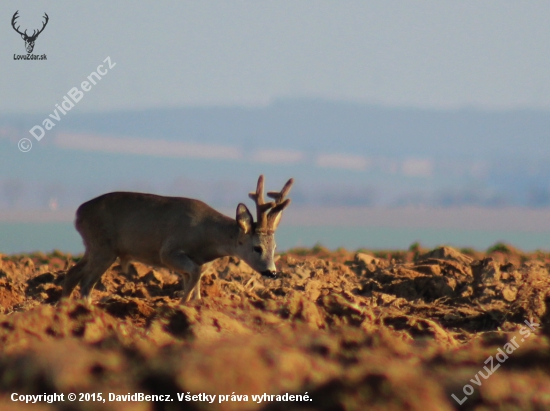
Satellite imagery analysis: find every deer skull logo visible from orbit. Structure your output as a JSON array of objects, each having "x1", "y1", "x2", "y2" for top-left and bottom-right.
[{"x1": 11, "y1": 11, "x2": 49, "y2": 54}]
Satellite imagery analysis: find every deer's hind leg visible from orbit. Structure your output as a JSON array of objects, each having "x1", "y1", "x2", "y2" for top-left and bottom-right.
[
  {"x1": 63, "y1": 256, "x2": 89, "y2": 298},
  {"x1": 78, "y1": 251, "x2": 118, "y2": 304},
  {"x1": 63, "y1": 247, "x2": 117, "y2": 304}
]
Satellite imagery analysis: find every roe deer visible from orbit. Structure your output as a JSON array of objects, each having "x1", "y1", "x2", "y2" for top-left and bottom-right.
[{"x1": 62, "y1": 175, "x2": 293, "y2": 304}]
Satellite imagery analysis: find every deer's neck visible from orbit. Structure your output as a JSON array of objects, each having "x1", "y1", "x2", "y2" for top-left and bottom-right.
[{"x1": 203, "y1": 215, "x2": 241, "y2": 261}]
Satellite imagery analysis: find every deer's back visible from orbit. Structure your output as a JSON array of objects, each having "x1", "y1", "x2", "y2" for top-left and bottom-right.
[{"x1": 75, "y1": 192, "x2": 230, "y2": 259}]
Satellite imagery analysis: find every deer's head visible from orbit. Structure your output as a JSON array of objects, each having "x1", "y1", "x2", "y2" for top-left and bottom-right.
[
  {"x1": 12, "y1": 11, "x2": 49, "y2": 54},
  {"x1": 235, "y1": 175, "x2": 293, "y2": 278}
]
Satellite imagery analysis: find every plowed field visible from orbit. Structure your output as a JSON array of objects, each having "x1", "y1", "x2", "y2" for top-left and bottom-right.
[{"x1": 0, "y1": 244, "x2": 549, "y2": 410}]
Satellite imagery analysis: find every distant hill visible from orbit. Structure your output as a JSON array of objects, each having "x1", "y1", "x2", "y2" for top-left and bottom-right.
[
  {"x1": 1, "y1": 99, "x2": 550, "y2": 210},
  {"x1": 37, "y1": 98, "x2": 550, "y2": 159}
]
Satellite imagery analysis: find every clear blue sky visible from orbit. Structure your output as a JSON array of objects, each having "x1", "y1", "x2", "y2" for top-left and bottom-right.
[{"x1": 2, "y1": 1, "x2": 550, "y2": 113}]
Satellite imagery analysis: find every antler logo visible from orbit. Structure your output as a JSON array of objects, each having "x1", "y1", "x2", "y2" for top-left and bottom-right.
[{"x1": 11, "y1": 11, "x2": 49, "y2": 54}]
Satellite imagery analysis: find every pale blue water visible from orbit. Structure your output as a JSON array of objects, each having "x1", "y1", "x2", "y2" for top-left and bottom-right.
[{"x1": 1, "y1": 222, "x2": 549, "y2": 254}]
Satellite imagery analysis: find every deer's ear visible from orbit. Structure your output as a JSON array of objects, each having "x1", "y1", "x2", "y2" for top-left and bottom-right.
[
  {"x1": 21, "y1": 34, "x2": 25, "y2": 39},
  {"x1": 236, "y1": 203, "x2": 254, "y2": 234}
]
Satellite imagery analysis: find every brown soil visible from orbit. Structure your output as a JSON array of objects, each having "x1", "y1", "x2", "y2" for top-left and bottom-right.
[{"x1": 0, "y1": 244, "x2": 550, "y2": 410}]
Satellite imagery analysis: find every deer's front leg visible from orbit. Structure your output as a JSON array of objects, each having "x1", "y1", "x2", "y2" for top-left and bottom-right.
[
  {"x1": 192, "y1": 262, "x2": 212, "y2": 300},
  {"x1": 160, "y1": 248, "x2": 202, "y2": 303}
]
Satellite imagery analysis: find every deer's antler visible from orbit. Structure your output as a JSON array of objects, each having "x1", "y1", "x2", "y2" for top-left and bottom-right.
[
  {"x1": 266, "y1": 178, "x2": 293, "y2": 231},
  {"x1": 249, "y1": 175, "x2": 293, "y2": 233},
  {"x1": 11, "y1": 11, "x2": 26, "y2": 37},
  {"x1": 248, "y1": 175, "x2": 275, "y2": 232},
  {"x1": 11, "y1": 11, "x2": 49, "y2": 40},
  {"x1": 30, "y1": 13, "x2": 49, "y2": 39},
  {"x1": 267, "y1": 178, "x2": 293, "y2": 204}
]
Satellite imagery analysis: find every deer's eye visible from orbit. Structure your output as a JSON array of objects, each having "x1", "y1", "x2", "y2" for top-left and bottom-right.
[{"x1": 253, "y1": 246, "x2": 263, "y2": 254}]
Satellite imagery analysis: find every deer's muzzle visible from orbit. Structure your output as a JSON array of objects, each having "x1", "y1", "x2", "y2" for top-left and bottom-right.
[{"x1": 261, "y1": 270, "x2": 277, "y2": 278}]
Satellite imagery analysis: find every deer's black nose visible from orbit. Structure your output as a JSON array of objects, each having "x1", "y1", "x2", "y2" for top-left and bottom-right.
[{"x1": 261, "y1": 270, "x2": 277, "y2": 278}]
